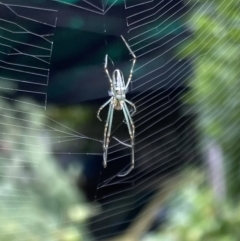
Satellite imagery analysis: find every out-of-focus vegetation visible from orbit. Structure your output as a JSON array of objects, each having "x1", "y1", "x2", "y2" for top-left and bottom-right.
[
  {"x1": 144, "y1": 169, "x2": 240, "y2": 241},
  {"x1": 47, "y1": 105, "x2": 93, "y2": 131},
  {"x1": 0, "y1": 83, "x2": 93, "y2": 241},
  {"x1": 143, "y1": 0, "x2": 240, "y2": 240},
  {"x1": 180, "y1": 0, "x2": 240, "y2": 200}
]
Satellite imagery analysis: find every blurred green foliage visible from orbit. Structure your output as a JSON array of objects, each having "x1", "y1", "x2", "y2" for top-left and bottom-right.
[
  {"x1": 144, "y1": 169, "x2": 240, "y2": 241},
  {"x1": 0, "y1": 84, "x2": 93, "y2": 241},
  {"x1": 47, "y1": 105, "x2": 93, "y2": 130},
  {"x1": 180, "y1": 0, "x2": 240, "y2": 199},
  {"x1": 143, "y1": 0, "x2": 240, "y2": 240}
]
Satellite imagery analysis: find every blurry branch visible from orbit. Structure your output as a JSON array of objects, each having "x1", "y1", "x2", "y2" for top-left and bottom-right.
[
  {"x1": 105, "y1": 175, "x2": 183, "y2": 241},
  {"x1": 205, "y1": 139, "x2": 226, "y2": 201},
  {"x1": 143, "y1": 169, "x2": 240, "y2": 241}
]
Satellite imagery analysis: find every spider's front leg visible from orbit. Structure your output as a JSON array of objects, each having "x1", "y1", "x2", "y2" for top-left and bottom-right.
[
  {"x1": 120, "y1": 35, "x2": 137, "y2": 89},
  {"x1": 104, "y1": 54, "x2": 113, "y2": 89}
]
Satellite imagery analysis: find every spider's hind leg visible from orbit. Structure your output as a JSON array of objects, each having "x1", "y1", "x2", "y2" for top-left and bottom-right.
[
  {"x1": 118, "y1": 102, "x2": 135, "y2": 177},
  {"x1": 125, "y1": 99, "x2": 137, "y2": 116},
  {"x1": 103, "y1": 103, "x2": 114, "y2": 168}
]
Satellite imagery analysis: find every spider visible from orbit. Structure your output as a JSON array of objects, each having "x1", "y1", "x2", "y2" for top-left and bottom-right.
[{"x1": 97, "y1": 35, "x2": 137, "y2": 177}]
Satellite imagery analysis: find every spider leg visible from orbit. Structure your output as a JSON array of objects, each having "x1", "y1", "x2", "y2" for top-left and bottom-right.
[
  {"x1": 125, "y1": 99, "x2": 137, "y2": 116},
  {"x1": 104, "y1": 54, "x2": 113, "y2": 91},
  {"x1": 97, "y1": 97, "x2": 113, "y2": 121},
  {"x1": 124, "y1": 102, "x2": 135, "y2": 136},
  {"x1": 125, "y1": 58, "x2": 136, "y2": 90},
  {"x1": 120, "y1": 35, "x2": 137, "y2": 90},
  {"x1": 123, "y1": 101, "x2": 135, "y2": 152},
  {"x1": 122, "y1": 99, "x2": 136, "y2": 124},
  {"x1": 118, "y1": 102, "x2": 135, "y2": 177},
  {"x1": 103, "y1": 102, "x2": 114, "y2": 168}
]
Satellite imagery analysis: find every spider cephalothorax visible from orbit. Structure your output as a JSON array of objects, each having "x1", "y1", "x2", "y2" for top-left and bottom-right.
[{"x1": 97, "y1": 35, "x2": 136, "y2": 177}]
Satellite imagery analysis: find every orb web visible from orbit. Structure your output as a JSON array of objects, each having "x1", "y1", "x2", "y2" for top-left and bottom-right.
[{"x1": 1, "y1": 0, "x2": 237, "y2": 240}]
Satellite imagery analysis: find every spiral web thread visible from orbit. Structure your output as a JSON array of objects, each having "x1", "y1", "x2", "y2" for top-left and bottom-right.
[{"x1": 0, "y1": 0, "x2": 236, "y2": 240}]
